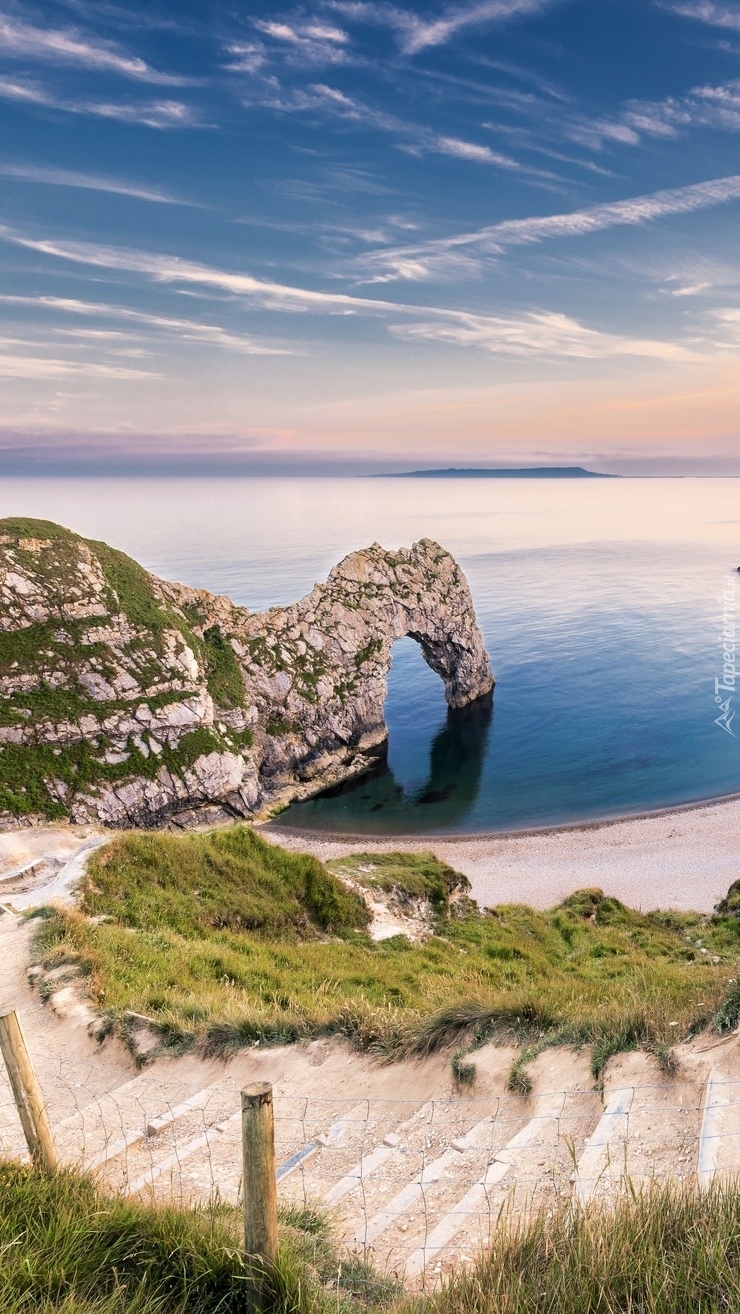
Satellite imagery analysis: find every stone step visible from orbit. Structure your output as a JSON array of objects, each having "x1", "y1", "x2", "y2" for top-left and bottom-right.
[
  {"x1": 126, "y1": 1111, "x2": 242, "y2": 1198},
  {"x1": 623, "y1": 1078, "x2": 703, "y2": 1192},
  {"x1": 401, "y1": 1100, "x2": 565, "y2": 1280},
  {"x1": 276, "y1": 1103, "x2": 369, "y2": 1184},
  {"x1": 328, "y1": 1095, "x2": 509, "y2": 1236},
  {"x1": 573, "y1": 1087, "x2": 634, "y2": 1208},
  {"x1": 324, "y1": 1104, "x2": 433, "y2": 1206},
  {"x1": 124, "y1": 1099, "x2": 372, "y2": 1204},
  {"x1": 574, "y1": 1077, "x2": 704, "y2": 1207},
  {"x1": 53, "y1": 1068, "x2": 215, "y2": 1167}
]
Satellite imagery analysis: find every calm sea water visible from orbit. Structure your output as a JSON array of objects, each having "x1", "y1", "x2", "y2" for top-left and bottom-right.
[{"x1": 2, "y1": 476, "x2": 739, "y2": 834}]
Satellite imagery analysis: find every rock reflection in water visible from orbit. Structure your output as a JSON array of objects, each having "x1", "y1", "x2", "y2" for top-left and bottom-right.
[{"x1": 279, "y1": 692, "x2": 492, "y2": 834}]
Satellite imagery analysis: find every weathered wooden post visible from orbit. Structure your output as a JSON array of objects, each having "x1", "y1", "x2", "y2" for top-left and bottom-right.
[
  {"x1": 242, "y1": 1082, "x2": 279, "y2": 1268},
  {"x1": 0, "y1": 1008, "x2": 58, "y2": 1170}
]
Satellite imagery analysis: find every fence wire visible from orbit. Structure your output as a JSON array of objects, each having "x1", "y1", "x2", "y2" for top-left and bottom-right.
[{"x1": 1, "y1": 1056, "x2": 739, "y2": 1287}]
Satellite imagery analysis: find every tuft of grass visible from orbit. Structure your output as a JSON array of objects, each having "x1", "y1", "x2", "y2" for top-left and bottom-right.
[
  {"x1": 202, "y1": 625, "x2": 245, "y2": 709},
  {"x1": 715, "y1": 976, "x2": 740, "y2": 1033},
  {"x1": 435, "y1": 1182, "x2": 740, "y2": 1314},
  {"x1": 82, "y1": 825, "x2": 369, "y2": 939},
  {"x1": 7, "y1": 1161, "x2": 740, "y2": 1313},
  {"x1": 0, "y1": 1161, "x2": 398, "y2": 1314},
  {"x1": 506, "y1": 1050, "x2": 535, "y2": 1095},
  {"x1": 329, "y1": 852, "x2": 471, "y2": 915},
  {"x1": 31, "y1": 835, "x2": 740, "y2": 1065},
  {"x1": 0, "y1": 1161, "x2": 250, "y2": 1313},
  {"x1": 451, "y1": 1051, "x2": 477, "y2": 1087}
]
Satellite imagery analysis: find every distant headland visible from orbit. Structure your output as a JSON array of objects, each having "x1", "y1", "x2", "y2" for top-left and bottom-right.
[{"x1": 374, "y1": 466, "x2": 616, "y2": 479}]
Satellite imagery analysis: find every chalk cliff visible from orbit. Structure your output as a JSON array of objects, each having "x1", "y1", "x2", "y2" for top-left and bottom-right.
[{"x1": 0, "y1": 518, "x2": 494, "y2": 828}]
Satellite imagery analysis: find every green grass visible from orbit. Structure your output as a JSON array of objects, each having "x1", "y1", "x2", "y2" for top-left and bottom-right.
[
  {"x1": 29, "y1": 830, "x2": 740, "y2": 1062},
  {"x1": 0, "y1": 1160, "x2": 394, "y2": 1314},
  {"x1": 79, "y1": 826, "x2": 368, "y2": 938},
  {"x1": 202, "y1": 626, "x2": 245, "y2": 709},
  {"x1": 7, "y1": 1163, "x2": 740, "y2": 1313},
  {"x1": 435, "y1": 1183, "x2": 740, "y2": 1314}
]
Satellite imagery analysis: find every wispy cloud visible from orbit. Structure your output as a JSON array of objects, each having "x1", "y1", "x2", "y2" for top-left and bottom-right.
[
  {"x1": 574, "y1": 78, "x2": 740, "y2": 149},
  {"x1": 0, "y1": 225, "x2": 698, "y2": 363},
  {"x1": 391, "y1": 309, "x2": 698, "y2": 359},
  {"x1": 0, "y1": 295, "x2": 292, "y2": 354},
  {"x1": 0, "y1": 75, "x2": 200, "y2": 127},
  {"x1": 354, "y1": 174, "x2": 740, "y2": 280},
  {"x1": 712, "y1": 307, "x2": 740, "y2": 335},
  {"x1": 427, "y1": 133, "x2": 519, "y2": 164},
  {"x1": 329, "y1": 0, "x2": 551, "y2": 53},
  {"x1": 660, "y1": 1, "x2": 740, "y2": 31},
  {"x1": 0, "y1": 228, "x2": 405, "y2": 313},
  {"x1": 0, "y1": 352, "x2": 156, "y2": 379},
  {"x1": 0, "y1": 162, "x2": 193, "y2": 204},
  {"x1": 249, "y1": 17, "x2": 351, "y2": 66},
  {"x1": 670, "y1": 280, "x2": 713, "y2": 296},
  {"x1": 237, "y1": 76, "x2": 523, "y2": 168},
  {"x1": 0, "y1": 12, "x2": 185, "y2": 83}
]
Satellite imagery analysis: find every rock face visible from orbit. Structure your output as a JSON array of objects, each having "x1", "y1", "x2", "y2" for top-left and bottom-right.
[{"x1": 0, "y1": 518, "x2": 493, "y2": 828}]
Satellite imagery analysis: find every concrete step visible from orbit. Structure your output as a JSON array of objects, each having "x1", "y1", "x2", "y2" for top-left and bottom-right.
[
  {"x1": 402, "y1": 1087, "x2": 601, "y2": 1282},
  {"x1": 349, "y1": 1112, "x2": 499, "y2": 1250},
  {"x1": 697, "y1": 1072, "x2": 740, "y2": 1186},
  {"x1": 53, "y1": 1068, "x2": 218, "y2": 1169},
  {"x1": 330, "y1": 1094, "x2": 510, "y2": 1242},
  {"x1": 573, "y1": 1087, "x2": 633, "y2": 1207}
]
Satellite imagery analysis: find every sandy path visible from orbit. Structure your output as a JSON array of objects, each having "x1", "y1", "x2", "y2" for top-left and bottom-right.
[{"x1": 266, "y1": 794, "x2": 740, "y2": 913}]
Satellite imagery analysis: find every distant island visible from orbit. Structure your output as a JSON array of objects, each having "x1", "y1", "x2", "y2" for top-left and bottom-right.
[{"x1": 375, "y1": 466, "x2": 616, "y2": 479}]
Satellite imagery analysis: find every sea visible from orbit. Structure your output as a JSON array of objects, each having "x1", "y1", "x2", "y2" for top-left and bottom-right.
[{"x1": 2, "y1": 475, "x2": 739, "y2": 835}]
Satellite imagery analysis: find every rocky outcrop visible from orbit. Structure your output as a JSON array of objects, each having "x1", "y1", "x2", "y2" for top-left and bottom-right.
[{"x1": 0, "y1": 518, "x2": 493, "y2": 828}]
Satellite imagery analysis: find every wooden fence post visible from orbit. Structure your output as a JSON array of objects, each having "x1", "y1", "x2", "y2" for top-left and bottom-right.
[
  {"x1": 0, "y1": 1008, "x2": 58, "y2": 1170},
  {"x1": 242, "y1": 1082, "x2": 278, "y2": 1268}
]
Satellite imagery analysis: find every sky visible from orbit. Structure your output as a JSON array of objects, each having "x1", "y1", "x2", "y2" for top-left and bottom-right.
[{"x1": 2, "y1": 0, "x2": 740, "y2": 474}]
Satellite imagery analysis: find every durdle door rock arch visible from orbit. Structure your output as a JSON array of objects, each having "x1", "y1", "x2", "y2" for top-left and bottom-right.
[{"x1": 0, "y1": 520, "x2": 494, "y2": 828}]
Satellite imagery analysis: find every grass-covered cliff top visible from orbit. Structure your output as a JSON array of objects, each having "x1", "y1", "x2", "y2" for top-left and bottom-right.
[
  {"x1": 30, "y1": 826, "x2": 740, "y2": 1074},
  {"x1": 0, "y1": 517, "x2": 251, "y2": 822}
]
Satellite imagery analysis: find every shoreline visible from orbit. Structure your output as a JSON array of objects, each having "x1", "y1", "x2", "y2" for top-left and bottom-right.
[
  {"x1": 265, "y1": 787, "x2": 740, "y2": 846},
  {"x1": 264, "y1": 790, "x2": 740, "y2": 915}
]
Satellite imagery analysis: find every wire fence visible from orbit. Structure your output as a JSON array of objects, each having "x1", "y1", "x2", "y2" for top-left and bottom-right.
[{"x1": 1, "y1": 1054, "x2": 739, "y2": 1286}]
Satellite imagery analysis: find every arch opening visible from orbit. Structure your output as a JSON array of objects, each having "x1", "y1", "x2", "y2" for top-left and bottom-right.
[{"x1": 384, "y1": 636, "x2": 448, "y2": 799}]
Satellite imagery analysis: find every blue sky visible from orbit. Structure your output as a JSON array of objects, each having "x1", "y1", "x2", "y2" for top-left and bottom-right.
[{"x1": 2, "y1": 0, "x2": 740, "y2": 472}]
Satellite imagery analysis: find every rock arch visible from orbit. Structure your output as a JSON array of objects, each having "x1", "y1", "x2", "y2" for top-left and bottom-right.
[{"x1": 223, "y1": 537, "x2": 494, "y2": 811}]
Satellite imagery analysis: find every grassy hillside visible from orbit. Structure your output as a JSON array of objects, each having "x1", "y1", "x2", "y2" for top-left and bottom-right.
[
  {"x1": 5, "y1": 1162, "x2": 740, "y2": 1313},
  {"x1": 30, "y1": 826, "x2": 740, "y2": 1068}
]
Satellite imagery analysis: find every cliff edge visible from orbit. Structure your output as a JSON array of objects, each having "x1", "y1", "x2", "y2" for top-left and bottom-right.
[{"x1": 0, "y1": 518, "x2": 494, "y2": 828}]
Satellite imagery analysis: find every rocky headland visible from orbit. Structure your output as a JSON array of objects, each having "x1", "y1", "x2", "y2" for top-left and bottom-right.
[{"x1": 0, "y1": 518, "x2": 493, "y2": 828}]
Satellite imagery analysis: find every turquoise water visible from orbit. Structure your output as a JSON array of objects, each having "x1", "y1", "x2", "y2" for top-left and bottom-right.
[{"x1": 1, "y1": 476, "x2": 738, "y2": 833}]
